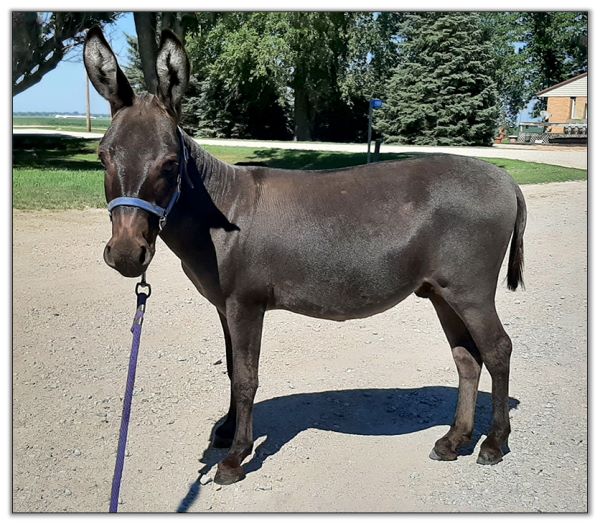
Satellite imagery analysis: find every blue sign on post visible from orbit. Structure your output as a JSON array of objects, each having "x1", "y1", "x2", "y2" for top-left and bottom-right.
[{"x1": 367, "y1": 99, "x2": 383, "y2": 163}]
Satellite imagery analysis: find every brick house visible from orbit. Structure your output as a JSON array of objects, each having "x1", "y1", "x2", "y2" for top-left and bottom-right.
[{"x1": 536, "y1": 72, "x2": 588, "y2": 133}]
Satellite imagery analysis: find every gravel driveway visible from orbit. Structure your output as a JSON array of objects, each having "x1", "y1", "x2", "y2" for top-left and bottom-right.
[{"x1": 12, "y1": 181, "x2": 587, "y2": 513}]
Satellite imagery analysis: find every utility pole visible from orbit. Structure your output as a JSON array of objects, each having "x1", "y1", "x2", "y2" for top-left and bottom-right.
[{"x1": 85, "y1": 67, "x2": 92, "y2": 132}]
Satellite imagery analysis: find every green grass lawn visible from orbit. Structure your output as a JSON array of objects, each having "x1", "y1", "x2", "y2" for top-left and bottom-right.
[
  {"x1": 13, "y1": 116, "x2": 110, "y2": 133},
  {"x1": 478, "y1": 157, "x2": 587, "y2": 185},
  {"x1": 12, "y1": 135, "x2": 587, "y2": 210}
]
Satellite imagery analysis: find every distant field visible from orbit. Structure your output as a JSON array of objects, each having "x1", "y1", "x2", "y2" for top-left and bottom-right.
[
  {"x1": 13, "y1": 116, "x2": 111, "y2": 132},
  {"x1": 12, "y1": 135, "x2": 587, "y2": 210}
]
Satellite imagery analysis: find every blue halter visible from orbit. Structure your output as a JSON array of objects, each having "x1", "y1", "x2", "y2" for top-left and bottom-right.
[{"x1": 107, "y1": 127, "x2": 190, "y2": 231}]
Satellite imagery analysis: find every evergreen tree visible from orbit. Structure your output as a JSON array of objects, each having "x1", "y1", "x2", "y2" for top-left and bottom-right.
[
  {"x1": 377, "y1": 13, "x2": 499, "y2": 146},
  {"x1": 123, "y1": 33, "x2": 145, "y2": 93}
]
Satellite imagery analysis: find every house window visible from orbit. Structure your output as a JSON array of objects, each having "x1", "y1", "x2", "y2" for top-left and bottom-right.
[
  {"x1": 584, "y1": 103, "x2": 588, "y2": 120},
  {"x1": 570, "y1": 97, "x2": 577, "y2": 119}
]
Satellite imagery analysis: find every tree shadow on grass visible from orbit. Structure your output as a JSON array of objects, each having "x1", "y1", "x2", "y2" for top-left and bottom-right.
[
  {"x1": 238, "y1": 148, "x2": 423, "y2": 170},
  {"x1": 176, "y1": 386, "x2": 519, "y2": 512},
  {"x1": 12, "y1": 134, "x2": 100, "y2": 170}
]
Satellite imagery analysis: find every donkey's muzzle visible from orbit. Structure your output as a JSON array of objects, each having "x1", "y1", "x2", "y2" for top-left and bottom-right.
[{"x1": 104, "y1": 238, "x2": 154, "y2": 278}]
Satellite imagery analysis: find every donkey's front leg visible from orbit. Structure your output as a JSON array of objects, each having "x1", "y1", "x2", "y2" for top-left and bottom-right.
[
  {"x1": 213, "y1": 311, "x2": 236, "y2": 448},
  {"x1": 214, "y1": 300, "x2": 265, "y2": 485}
]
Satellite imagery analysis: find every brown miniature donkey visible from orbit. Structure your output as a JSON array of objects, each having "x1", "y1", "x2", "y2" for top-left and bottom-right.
[{"x1": 84, "y1": 27, "x2": 526, "y2": 485}]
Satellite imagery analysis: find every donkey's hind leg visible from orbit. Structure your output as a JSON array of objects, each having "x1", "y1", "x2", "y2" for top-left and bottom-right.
[
  {"x1": 429, "y1": 294, "x2": 482, "y2": 461},
  {"x1": 443, "y1": 294, "x2": 513, "y2": 465}
]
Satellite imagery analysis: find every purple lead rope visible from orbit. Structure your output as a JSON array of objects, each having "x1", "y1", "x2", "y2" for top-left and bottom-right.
[{"x1": 109, "y1": 278, "x2": 151, "y2": 512}]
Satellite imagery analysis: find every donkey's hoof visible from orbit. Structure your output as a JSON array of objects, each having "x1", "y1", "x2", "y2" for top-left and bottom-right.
[
  {"x1": 429, "y1": 447, "x2": 457, "y2": 461},
  {"x1": 476, "y1": 437, "x2": 505, "y2": 465},
  {"x1": 476, "y1": 449, "x2": 504, "y2": 466},
  {"x1": 214, "y1": 464, "x2": 246, "y2": 485},
  {"x1": 429, "y1": 448, "x2": 442, "y2": 461},
  {"x1": 212, "y1": 434, "x2": 234, "y2": 449},
  {"x1": 430, "y1": 436, "x2": 460, "y2": 461}
]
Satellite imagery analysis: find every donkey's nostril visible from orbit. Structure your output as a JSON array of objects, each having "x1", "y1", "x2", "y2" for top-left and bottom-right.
[
  {"x1": 139, "y1": 245, "x2": 147, "y2": 266},
  {"x1": 104, "y1": 243, "x2": 116, "y2": 268},
  {"x1": 139, "y1": 244, "x2": 153, "y2": 267}
]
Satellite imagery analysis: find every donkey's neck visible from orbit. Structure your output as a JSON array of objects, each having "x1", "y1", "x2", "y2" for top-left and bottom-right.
[
  {"x1": 161, "y1": 131, "x2": 242, "y2": 260},
  {"x1": 181, "y1": 131, "x2": 239, "y2": 209}
]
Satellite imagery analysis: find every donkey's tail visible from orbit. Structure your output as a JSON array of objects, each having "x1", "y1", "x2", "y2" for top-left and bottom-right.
[{"x1": 507, "y1": 184, "x2": 527, "y2": 291}]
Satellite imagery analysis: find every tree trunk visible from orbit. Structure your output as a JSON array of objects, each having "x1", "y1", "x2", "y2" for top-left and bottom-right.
[
  {"x1": 294, "y1": 85, "x2": 313, "y2": 141},
  {"x1": 133, "y1": 12, "x2": 159, "y2": 94},
  {"x1": 161, "y1": 12, "x2": 185, "y2": 43}
]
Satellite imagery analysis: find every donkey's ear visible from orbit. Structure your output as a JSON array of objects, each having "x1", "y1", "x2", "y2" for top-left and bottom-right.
[
  {"x1": 84, "y1": 26, "x2": 134, "y2": 115},
  {"x1": 155, "y1": 29, "x2": 190, "y2": 118}
]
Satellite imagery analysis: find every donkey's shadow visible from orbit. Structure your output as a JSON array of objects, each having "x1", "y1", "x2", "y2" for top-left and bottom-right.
[{"x1": 177, "y1": 386, "x2": 519, "y2": 511}]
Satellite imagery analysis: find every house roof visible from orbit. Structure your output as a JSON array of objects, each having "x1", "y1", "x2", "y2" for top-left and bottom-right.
[{"x1": 537, "y1": 72, "x2": 588, "y2": 97}]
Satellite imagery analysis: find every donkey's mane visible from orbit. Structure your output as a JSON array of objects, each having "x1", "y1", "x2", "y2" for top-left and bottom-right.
[{"x1": 179, "y1": 128, "x2": 237, "y2": 188}]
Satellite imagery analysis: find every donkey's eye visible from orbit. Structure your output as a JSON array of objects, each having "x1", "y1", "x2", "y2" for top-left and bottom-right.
[{"x1": 162, "y1": 161, "x2": 178, "y2": 176}]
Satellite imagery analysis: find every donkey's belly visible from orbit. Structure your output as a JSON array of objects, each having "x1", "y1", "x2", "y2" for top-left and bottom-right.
[
  {"x1": 269, "y1": 260, "x2": 421, "y2": 321},
  {"x1": 273, "y1": 287, "x2": 416, "y2": 321}
]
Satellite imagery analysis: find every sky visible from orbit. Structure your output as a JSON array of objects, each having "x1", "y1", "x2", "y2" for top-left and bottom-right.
[
  {"x1": 13, "y1": 12, "x2": 136, "y2": 115},
  {"x1": 13, "y1": 11, "x2": 538, "y2": 121}
]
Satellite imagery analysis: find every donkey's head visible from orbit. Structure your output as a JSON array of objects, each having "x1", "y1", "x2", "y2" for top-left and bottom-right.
[{"x1": 84, "y1": 26, "x2": 190, "y2": 277}]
